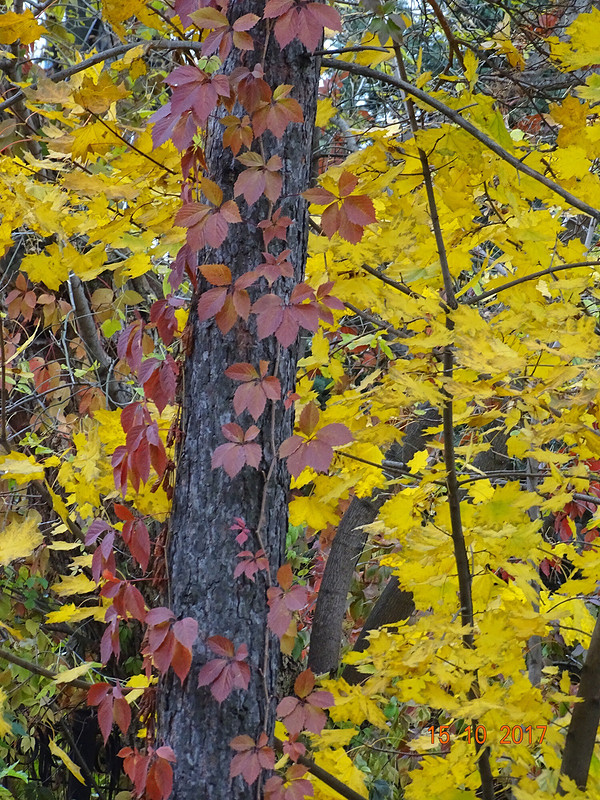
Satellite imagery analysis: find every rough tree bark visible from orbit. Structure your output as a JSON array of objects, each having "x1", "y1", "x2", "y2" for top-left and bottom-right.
[{"x1": 157, "y1": 12, "x2": 320, "y2": 799}]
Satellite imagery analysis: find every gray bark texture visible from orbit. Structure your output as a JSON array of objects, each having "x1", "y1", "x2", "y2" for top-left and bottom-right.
[{"x1": 157, "y1": 11, "x2": 320, "y2": 799}]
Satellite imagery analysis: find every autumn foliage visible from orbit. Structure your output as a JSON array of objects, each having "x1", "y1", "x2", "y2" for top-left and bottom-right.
[{"x1": 1, "y1": 0, "x2": 600, "y2": 799}]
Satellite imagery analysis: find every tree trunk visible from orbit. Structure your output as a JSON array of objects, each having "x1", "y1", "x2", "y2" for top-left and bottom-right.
[
  {"x1": 559, "y1": 612, "x2": 600, "y2": 793},
  {"x1": 308, "y1": 406, "x2": 439, "y2": 675},
  {"x1": 157, "y1": 13, "x2": 320, "y2": 799}
]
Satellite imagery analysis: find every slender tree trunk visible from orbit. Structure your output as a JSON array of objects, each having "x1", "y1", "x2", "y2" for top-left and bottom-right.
[
  {"x1": 308, "y1": 406, "x2": 439, "y2": 675},
  {"x1": 157, "y1": 12, "x2": 320, "y2": 799},
  {"x1": 559, "y1": 613, "x2": 600, "y2": 793}
]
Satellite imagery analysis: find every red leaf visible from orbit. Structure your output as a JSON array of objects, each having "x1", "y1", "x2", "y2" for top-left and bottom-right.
[
  {"x1": 197, "y1": 287, "x2": 228, "y2": 321},
  {"x1": 234, "y1": 549, "x2": 269, "y2": 581},
  {"x1": 294, "y1": 668, "x2": 315, "y2": 698},
  {"x1": 113, "y1": 693, "x2": 132, "y2": 736},
  {"x1": 97, "y1": 694, "x2": 114, "y2": 744},
  {"x1": 87, "y1": 683, "x2": 110, "y2": 706},
  {"x1": 229, "y1": 734, "x2": 275, "y2": 785},
  {"x1": 207, "y1": 635, "x2": 235, "y2": 658},
  {"x1": 146, "y1": 756, "x2": 174, "y2": 800},
  {"x1": 198, "y1": 638, "x2": 251, "y2": 702},
  {"x1": 201, "y1": 263, "x2": 232, "y2": 285}
]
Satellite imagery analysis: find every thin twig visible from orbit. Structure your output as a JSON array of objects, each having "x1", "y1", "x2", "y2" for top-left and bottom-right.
[
  {"x1": 465, "y1": 260, "x2": 600, "y2": 305},
  {"x1": 343, "y1": 301, "x2": 405, "y2": 338},
  {"x1": 359, "y1": 263, "x2": 422, "y2": 299}
]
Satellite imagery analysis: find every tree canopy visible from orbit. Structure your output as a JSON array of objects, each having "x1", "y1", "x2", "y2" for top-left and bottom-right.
[{"x1": 1, "y1": 0, "x2": 600, "y2": 799}]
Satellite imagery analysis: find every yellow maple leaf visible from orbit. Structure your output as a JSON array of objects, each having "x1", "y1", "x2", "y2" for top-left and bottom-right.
[
  {"x1": 289, "y1": 494, "x2": 339, "y2": 531},
  {"x1": 551, "y1": 7, "x2": 600, "y2": 69},
  {"x1": 0, "y1": 9, "x2": 46, "y2": 45},
  {"x1": 407, "y1": 448, "x2": 428, "y2": 474},
  {"x1": 0, "y1": 512, "x2": 43, "y2": 567},
  {"x1": 73, "y1": 73, "x2": 128, "y2": 115},
  {"x1": 312, "y1": 747, "x2": 367, "y2": 799},
  {"x1": 20, "y1": 251, "x2": 69, "y2": 291}
]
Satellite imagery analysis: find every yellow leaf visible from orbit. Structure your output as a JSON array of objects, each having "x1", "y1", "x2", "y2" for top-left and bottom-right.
[
  {"x1": 0, "y1": 621, "x2": 23, "y2": 640},
  {"x1": 0, "y1": 512, "x2": 43, "y2": 566},
  {"x1": 0, "y1": 9, "x2": 46, "y2": 45},
  {"x1": 316, "y1": 98, "x2": 336, "y2": 128},
  {"x1": 53, "y1": 662, "x2": 100, "y2": 684},
  {"x1": 0, "y1": 452, "x2": 44, "y2": 484},
  {"x1": 289, "y1": 494, "x2": 339, "y2": 531},
  {"x1": 551, "y1": 7, "x2": 600, "y2": 69},
  {"x1": 50, "y1": 573, "x2": 97, "y2": 597},
  {"x1": 0, "y1": 687, "x2": 12, "y2": 737},
  {"x1": 463, "y1": 49, "x2": 478, "y2": 89},
  {"x1": 124, "y1": 673, "x2": 150, "y2": 703},
  {"x1": 49, "y1": 739, "x2": 85, "y2": 785},
  {"x1": 47, "y1": 541, "x2": 81, "y2": 551},
  {"x1": 354, "y1": 33, "x2": 393, "y2": 66},
  {"x1": 578, "y1": 74, "x2": 600, "y2": 103},
  {"x1": 46, "y1": 603, "x2": 105, "y2": 624},
  {"x1": 20, "y1": 251, "x2": 69, "y2": 291},
  {"x1": 312, "y1": 747, "x2": 368, "y2": 799},
  {"x1": 73, "y1": 73, "x2": 128, "y2": 115},
  {"x1": 467, "y1": 479, "x2": 495, "y2": 504},
  {"x1": 407, "y1": 448, "x2": 428, "y2": 474}
]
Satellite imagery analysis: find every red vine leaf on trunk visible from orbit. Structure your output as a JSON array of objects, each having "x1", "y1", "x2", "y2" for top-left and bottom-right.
[
  {"x1": 142, "y1": 608, "x2": 197, "y2": 681},
  {"x1": 212, "y1": 423, "x2": 262, "y2": 477},
  {"x1": 225, "y1": 360, "x2": 281, "y2": 420},
  {"x1": 276, "y1": 668, "x2": 333, "y2": 735},
  {"x1": 171, "y1": 617, "x2": 199, "y2": 684},
  {"x1": 188, "y1": 8, "x2": 259, "y2": 60},
  {"x1": 197, "y1": 264, "x2": 257, "y2": 334},
  {"x1": 234, "y1": 152, "x2": 283, "y2": 206},
  {"x1": 252, "y1": 283, "x2": 319, "y2": 347},
  {"x1": 252, "y1": 84, "x2": 303, "y2": 138},
  {"x1": 255, "y1": 249, "x2": 294, "y2": 286},
  {"x1": 221, "y1": 114, "x2": 254, "y2": 155},
  {"x1": 197, "y1": 636, "x2": 251, "y2": 702},
  {"x1": 267, "y1": 563, "x2": 308, "y2": 637},
  {"x1": 263, "y1": 0, "x2": 341, "y2": 52},
  {"x1": 175, "y1": 197, "x2": 242, "y2": 251},
  {"x1": 258, "y1": 207, "x2": 292, "y2": 246},
  {"x1": 234, "y1": 549, "x2": 269, "y2": 581},
  {"x1": 229, "y1": 732, "x2": 275, "y2": 785}
]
